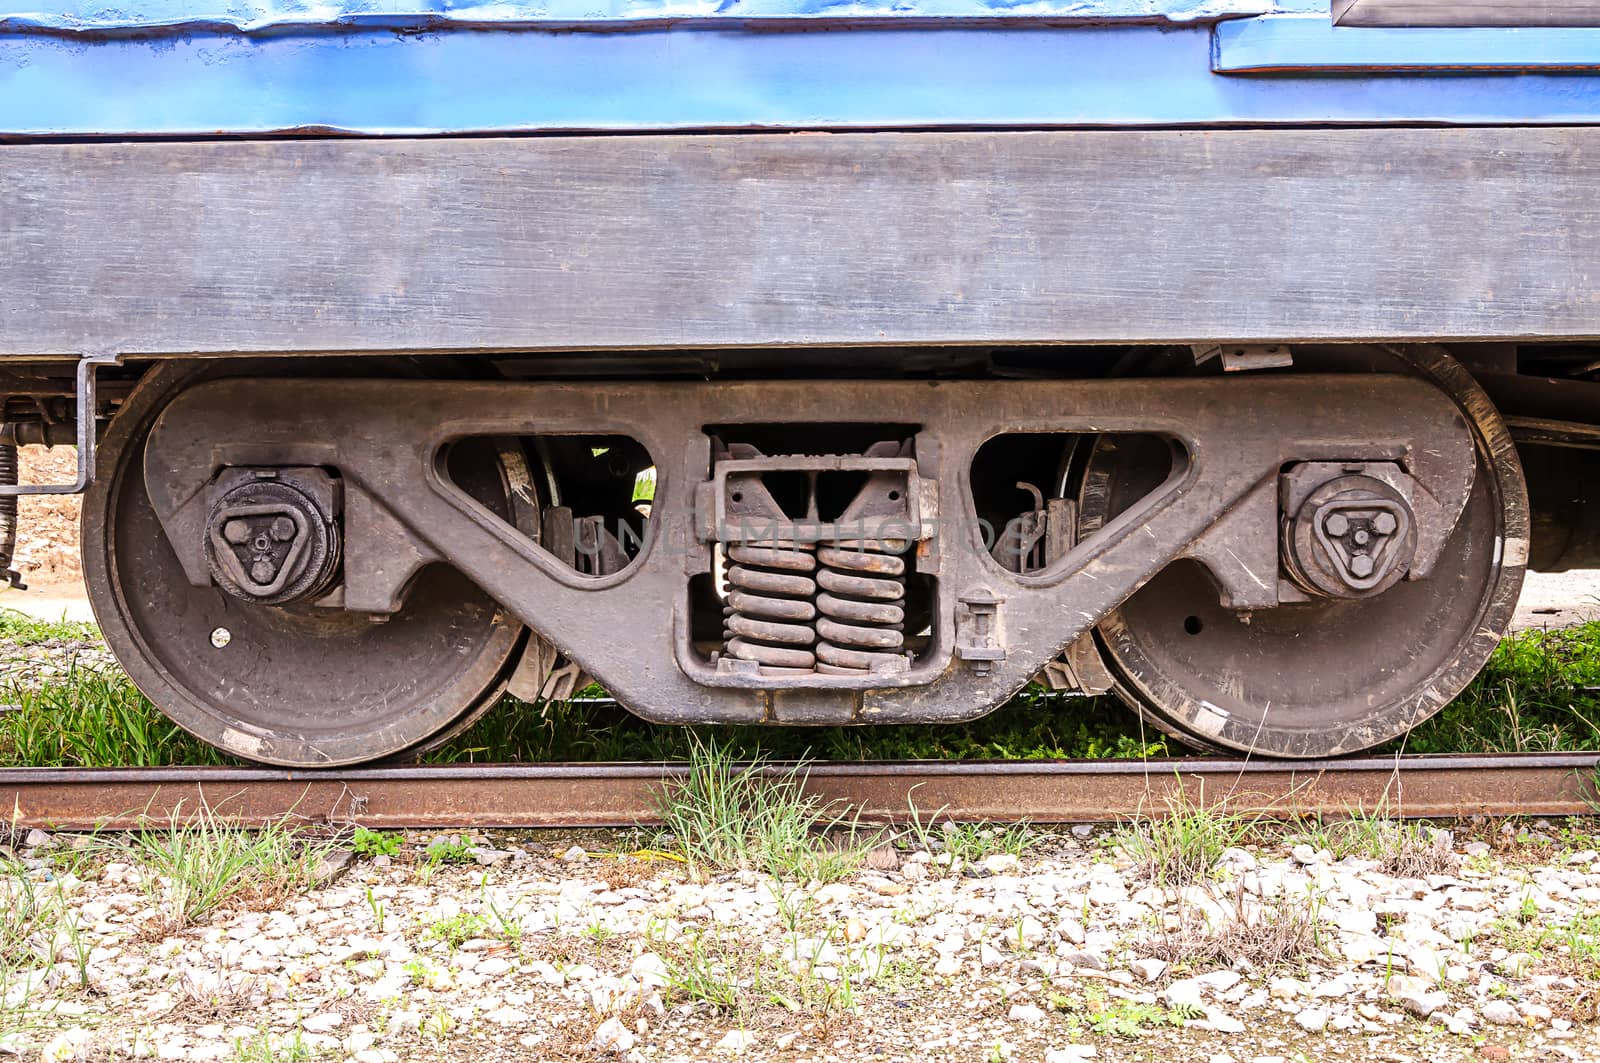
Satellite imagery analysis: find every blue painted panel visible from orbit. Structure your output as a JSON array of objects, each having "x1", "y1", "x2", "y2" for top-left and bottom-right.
[
  {"x1": 1217, "y1": 14, "x2": 1600, "y2": 70},
  {"x1": 2, "y1": 23, "x2": 1600, "y2": 135},
  {"x1": 0, "y1": 0, "x2": 1292, "y2": 33}
]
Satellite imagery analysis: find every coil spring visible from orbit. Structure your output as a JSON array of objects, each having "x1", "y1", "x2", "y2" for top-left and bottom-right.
[
  {"x1": 723, "y1": 543, "x2": 818, "y2": 672},
  {"x1": 815, "y1": 540, "x2": 907, "y2": 674},
  {"x1": 0, "y1": 443, "x2": 17, "y2": 580}
]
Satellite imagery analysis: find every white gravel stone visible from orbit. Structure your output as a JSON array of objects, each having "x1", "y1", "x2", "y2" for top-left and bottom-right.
[
  {"x1": 1293, "y1": 1008, "x2": 1328, "y2": 1032},
  {"x1": 1384, "y1": 974, "x2": 1449, "y2": 1018},
  {"x1": 1045, "y1": 1048, "x2": 1097, "y2": 1062},
  {"x1": 1480, "y1": 999, "x2": 1520, "y2": 1025},
  {"x1": 1204, "y1": 1007, "x2": 1246, "y2": 1034},
  {"x1": 1008, "y1": 1004, "x2": 1046, "y2": 1023},
  {"x1": 1163, "y1": 979, "x2": 1206, "y2": 1010},
  {"x1": 715, "y1": 1029, "x2": 756, "y2": 1053},
  {"x1": 984, "y1": 854, "x2": 1021, "y2": 875},
  {"x1": 1129, "y1": 958, "x2": 1167, "y2": 983},
  {"x1": 591, "y1": 1016, "x2": 634, "y2": 1053}
]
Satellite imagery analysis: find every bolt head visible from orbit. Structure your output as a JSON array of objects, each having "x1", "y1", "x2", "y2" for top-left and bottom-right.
[
  {"x1": 1350, "y1": 554, "x2": 1375, "y2": 578},
  {"x1": 222, "y1": 519, "x2": 251, "y2": 544},
  {"x1": 1373, "y1": 512, "x2": 1398, "y2": 536},
  {"x1": 270, "y1": 516, "x2": 297, "y2": 542},
  {"x1": 249, "y1": 559, "x2": 277, "y2": 584},
  {"x1": 1325, "y1": 512, "x2": 1349, "y2": 537}
]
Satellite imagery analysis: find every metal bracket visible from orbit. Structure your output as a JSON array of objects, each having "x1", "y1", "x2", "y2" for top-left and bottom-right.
[
  {"x1": 1193, "y1": 344, "x2": 1294, "y2": 372},
  {"x1": 0, "y1": 352, "x2": 122, "y2": 497},
  {"x1": 955, "y1": 588, "x2": 1006, "y2": 676}
]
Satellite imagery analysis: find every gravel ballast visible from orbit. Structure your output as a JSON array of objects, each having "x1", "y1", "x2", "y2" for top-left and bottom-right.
[{"x1": 2, "y1": 824, "x2": 1597, "y2": 1062}]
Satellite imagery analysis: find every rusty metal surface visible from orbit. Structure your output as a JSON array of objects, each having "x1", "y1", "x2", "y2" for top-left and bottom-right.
[
  {"x1": 130, "y1": 373, "x2": 1477, "y2": 752},
  {"x1": 2, "y1": 754, "x2": 1594, "y2": 831}
]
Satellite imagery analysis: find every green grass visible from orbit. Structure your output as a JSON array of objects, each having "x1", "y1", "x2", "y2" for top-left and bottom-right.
[
  {"x1": 1, "y1": 666, "x2": 231, "y2": 767},
  {"x1": 0, "y1": 609, "x2": 97, "y2": 646},
  {"x1": 4, "y1": 608, "x2": 1600, "y2": 768},
  {"x1": 429, "y1": 682, "x2": 1169, "y2": 765},
  {"x1": 653, "y1": 736, "x2": 875, "y2": 882},
  {"x1": 1388, "y1": 622, "x2": 1600, "y2": 754},
  {"x1": 1114, "y1": 781, "x2": 1256, "y2": 889},
  {"x1": 351, "y1": 826, "x2": 403, "y2": 859},
  {"x1": 127, "y1": 804, "x2": 333, "y2": 930}
]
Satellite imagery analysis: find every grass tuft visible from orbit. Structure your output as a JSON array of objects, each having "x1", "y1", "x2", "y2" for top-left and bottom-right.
[
  {"x1": 654, "y1": 736, "x2": 874, "y2": 882},
  {"x1": 1293, "y1": 807, "x2": 1459, "y2": 877},
  {"x1": 1115, "y1": 783, "x2": 1256, "y2": 890},
  {"x1": 0, "y1": 609, "x2": 97, "y2": 647},
  {"x1": 1, "y1": 667, "x2": 231, "y2": 767},
  {"x1": 125, "y1": 803, "x2": 333, "y2": 933},
  {"x1": 1394, "y1": 621, "x2": 1600, "y2": 754}
]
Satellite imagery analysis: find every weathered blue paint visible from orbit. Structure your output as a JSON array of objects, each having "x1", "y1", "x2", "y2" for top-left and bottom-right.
[
  {"x1": 0, "y1": 0, "x2": 1306, "y2": 34},
  {"x1": 3, "y1": 20, "x2": 1600, "y2": 136},
  {"x1": 1216, "y1": 14, "x2": 1600, "y2": 70}
]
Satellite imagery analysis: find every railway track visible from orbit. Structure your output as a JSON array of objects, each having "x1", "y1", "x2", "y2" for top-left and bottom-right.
[{"x1": 3, "y1": 753, "x2": 1596, "y2": 831}]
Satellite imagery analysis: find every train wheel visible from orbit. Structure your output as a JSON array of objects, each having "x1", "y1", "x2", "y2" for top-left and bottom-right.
[
  {"x1": 82, "y1": 365, "x2": 530, "y2": 767},
  {"x1": 1080, "y1": 348, "x2": 1528, "y2": 758}
]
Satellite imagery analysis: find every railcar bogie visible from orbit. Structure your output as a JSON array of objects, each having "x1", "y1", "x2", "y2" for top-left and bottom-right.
[{"x1": 4, "y1": 342, "x2": 1586, "y2": 765}]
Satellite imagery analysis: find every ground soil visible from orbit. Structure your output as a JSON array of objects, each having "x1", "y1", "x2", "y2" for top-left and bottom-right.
[{"x1": 11, "y1": 444, "x2": 81, "y2": 589}]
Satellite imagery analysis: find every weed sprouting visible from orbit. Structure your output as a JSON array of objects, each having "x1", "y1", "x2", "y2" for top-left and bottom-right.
[
  {"x1": 651, "y1": 929, "x2": 741, "y2": 1010},
  {"x1": 1115, "y1": 783, "x2": 1256, "y2": 890},
  {"x1": 425, "y1": 911, "x2": 488, "y2": 952},
  {"x1": 416, "y1": 837, "x2": 474, "y2": 881},
  {"x1": 364, "y1": 887, "x2": 388, "y2": 933},
  {"x1": 351, "y1": 827, "x2": 402, "y2": 859},
  {"x1": 125, "y1": 803, "x2": 332, "y2": 932},
  {"x1": 654, "y1": 736, "x2": 875, "y2": 882},
  {"x1": 900, "y1": 791, "x2": 1037, "y2": 872},
  {"x1": 1291, "y1": 807, "x2": 1459, "y2": 877},
  {"x1": 231, "y1": 1026, "x2": 311, "y2": 1063},
  {"x1": 1049, "y1": 985, "x2": 1195, "y2": 1039}
]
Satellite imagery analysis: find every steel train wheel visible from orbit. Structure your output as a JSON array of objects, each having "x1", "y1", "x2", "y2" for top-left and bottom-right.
[
  {"x1": 82, "y1": 364, "x2": 530, "y2": 767},
  {"x1": 1080, "y1": 347, "x2": 1528, "y2": 758}
]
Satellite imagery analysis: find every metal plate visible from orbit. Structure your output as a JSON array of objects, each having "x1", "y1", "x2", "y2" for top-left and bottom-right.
[
  {"x1": 1333, "y1": 0, "x2": 1600, "y2": 26},
  {"x1": 4, "y1": 130, "x2": 1600, "y2": 357}
]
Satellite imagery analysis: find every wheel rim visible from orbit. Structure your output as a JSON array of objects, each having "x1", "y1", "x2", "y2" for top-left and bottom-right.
[
  {"x1": 1081, "y1": 346, "x2": 1528, "y2": 758},
  {"x1": 83, "y1": 363, "x2": 528, "y2": 767}
]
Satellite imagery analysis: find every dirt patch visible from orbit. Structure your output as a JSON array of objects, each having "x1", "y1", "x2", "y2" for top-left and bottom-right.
[{"x1": 12, "y1": 444, "x2": 81, "y2": 588}]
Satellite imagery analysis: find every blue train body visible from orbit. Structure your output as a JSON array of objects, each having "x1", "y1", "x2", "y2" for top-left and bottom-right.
[{"x1": 2, "y1": 0, "x2": 1599, "y2": 134}]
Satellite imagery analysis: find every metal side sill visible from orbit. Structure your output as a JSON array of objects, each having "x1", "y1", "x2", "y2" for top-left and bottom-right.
[{"x1": 1214, "y1": 14, "x2": 1600, "y2": 73}]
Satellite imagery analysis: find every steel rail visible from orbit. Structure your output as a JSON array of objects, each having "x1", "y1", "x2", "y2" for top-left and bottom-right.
[{"x1": 2, "y1": 753, "x2": 1596, "y2": 831}]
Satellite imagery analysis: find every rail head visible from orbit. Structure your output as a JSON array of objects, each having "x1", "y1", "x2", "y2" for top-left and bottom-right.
[{"x1": 3, "y1": 754, "x2": 1595, "y2": 831}]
